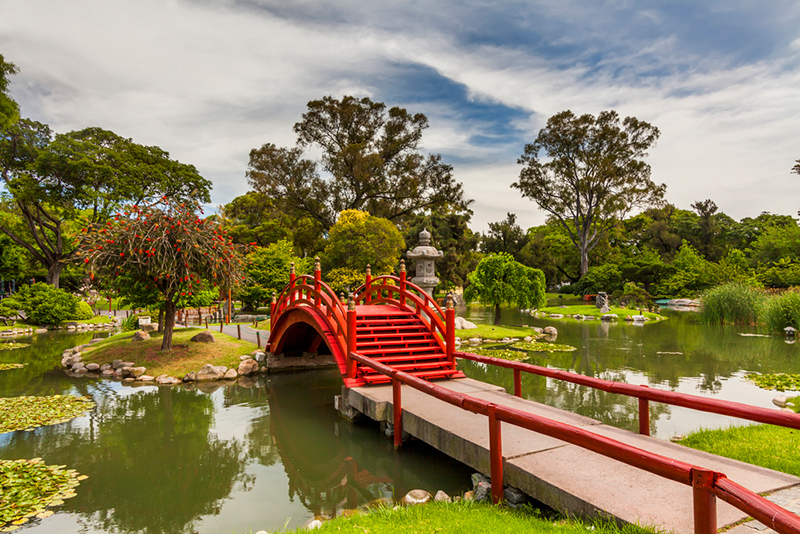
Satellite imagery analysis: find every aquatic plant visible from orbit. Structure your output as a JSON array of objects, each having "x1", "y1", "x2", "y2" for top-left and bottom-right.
[
  {"x1": 0, "y1": 395, "x2": 95, "y2": 433},
  {"x1": 0, "y1": 458, "x2": 87, "y2": 531},
  {"x1": 0, "y1": 343, "x2": 29, "y2": 351},
  {"x1": 745, "y1": 373, "x2": 800, "y2": 392},
  {"x1": 510, "y1": 341, "x2": 577, "y2": 352},
  {"x1": 761, "y1": 290, "x2": 800, "y2": 333},
  {"x1": 700, "y1": 282, "x2": 764, "y2": 325},
  {"x1": 0, "y1": 363, "x2": 25, "y2": 370},
  {"x1": 466, "y1": 346, "x2": 529, "y2": 361}
]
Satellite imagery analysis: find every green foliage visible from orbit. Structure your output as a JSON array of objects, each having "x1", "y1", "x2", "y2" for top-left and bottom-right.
[
  {"x1": 0, "y1": 361, "x2": 26, "y2": 366},
  {"x1": 465, "y1": 253, "x2": 547, "y2": 324},
  {"x1": 325, "y1": 267, "x2": 365, "y2": 295},
  {"x1": 514, "y1": 109, "x2": 665, "y2": 275},
  {"x1": 323, "y1": 210, "x2": 405, "y2": 275},
  {"x1": 246, "y1": 95, "x2": 471, "y2": 230},
  {"x1": 0, "y1": 234, "x2": 27, "y2": 280},
  {"x1": 510, "y1": 341, "x2": 578, "y2": 352},
  {"x1": 241, "y1": 239, "x2": 312, "y2": 309},
  {"x1": 652, "y1": 242, "x2": 718, "y2": 298},
  {"x1": 700, "y1": 282, "x2": 764, "y2": 325},
  {"x1": 761, "y1": 290, "x2": 800, "y2": 333},
  {"x1": 0, "y1": 394, "x2": 94, "y2": 433},
  {"x1": 750, "y1": 223, "x2": 800, "y2": 265},
  {"x1": 482, "y1": 212, "x2": 528, "y2": 260},
  {"x1": 758, "y1": 259, "x2": 800, "y2": 288},
  {"x1": 573, "y1": 264, "x2": 622, "y2": 296},
  {"x1": 13, "y1": 283, "x2": 79, "y2": 325},
  {"x1": 0, "y1": 458, "x2": 87, "y2": 530},
  {"x1": 746, "y1": 373, "x2": 800, "y2": 391},
  {"x1": 0, "y1": 53, "x2": 19, "y2": 130},
  {"x1": 467, "y1": 346, "x2": 529, "y2": 360},
  {"x1": 71, "y1": 300, "x2": 94, "y2": 320},
  {"x1": 613, "y1": 282, "x2": 655, "y2": 309},
  {"x1": 176, "y1": 287, "x2": 218, "y2": 309},
  {"x1": 0, "y1": 298, "x2": 20, "y2": 325}
]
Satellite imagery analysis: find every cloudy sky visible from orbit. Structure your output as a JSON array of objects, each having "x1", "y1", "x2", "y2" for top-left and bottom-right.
[{"x1": 2, "y1": 0, "x2": 800, "y2": 232}]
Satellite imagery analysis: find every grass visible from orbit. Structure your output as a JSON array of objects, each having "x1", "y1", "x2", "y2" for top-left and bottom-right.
[
  {"x1": 456, "y1": 324, "x2": 542, "y2": 340},
  {"x1": 761, "y1": 291, "x2": 800, "y2": 333},
  {"x1": 1, "y1": 315, "x2": 113, "y2": 330},
  {"x1": 278, "y1": 501, "x2": 656, "y2": 534},
  {"x1": 700, "y1": 282, "x2": 763, "y2": 326},
  {"x1": 80, "y1": 328, "x2": 256, "y2": 377},
  {"x1": 680, "y1": 424, "x2": 800, "y2": 477},
  {"x1": 538, "y1": 304, "x2": 664, "y2": 321}
]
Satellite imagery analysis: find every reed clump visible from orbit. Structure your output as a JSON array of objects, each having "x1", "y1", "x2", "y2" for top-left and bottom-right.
[
  {"x1": 760, "y1": 289, "x2": 800, "y2": 333},
  {"x1": 700, "y1": 282, "x2": 764, "y2": 325}
]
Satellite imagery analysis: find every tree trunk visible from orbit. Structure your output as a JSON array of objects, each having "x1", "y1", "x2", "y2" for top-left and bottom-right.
[
  {"x1": 46, "y1": 261, "x2": 63, "y2": 288},
  {"x1": 580, "y1": 245, "x2": 589, "y2": 277},
  {"x1": 494, "y1": 303, "x2": 502, "y2": 325},
  {"x1": 161, "y1": 301, "x2": 176, "y2": 351}
]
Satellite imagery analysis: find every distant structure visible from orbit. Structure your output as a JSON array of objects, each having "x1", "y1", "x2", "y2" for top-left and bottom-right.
[{"x1": 406, "y1": 228, "x2": 443, "y2": 296}]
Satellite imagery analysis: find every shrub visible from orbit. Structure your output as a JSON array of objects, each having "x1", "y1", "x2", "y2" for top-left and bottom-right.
[
  {"x1": 573, "y1": 264, "x2": 622, "y2": 296},
  {"x1": 614, "y1": 282, "x2": 654, "y2": 309},
  {"x1": 761, "y1": 290, "x2": 800, "y2": 333},
  {"x1": 700, "y1": 282, "x2": 764, "y2": 325},
  {"x1": 71, "y1": 300, "x2": 94, "y2": 320},
  {"x1": 14, "y1": 283, "x2": 79, "y2": 325}
]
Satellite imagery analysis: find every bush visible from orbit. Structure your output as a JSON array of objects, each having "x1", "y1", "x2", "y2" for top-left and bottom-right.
[
  {"x1": 14, "y1": 283, "x2": 79, "y2": 325},
  {"x1": 761, "y1": 290, "x2": 800, "y2": 333},
  {"x1": 572, "y1": 264, "x2": 622, "y2": 296},
  {"x1": 613, "y1": 282, "x2": 654, "y2": 309},
  {"x1": 700, "y1": 282, "x2": 764, "y2": 325},
  {"x1": 557, "y1": 284, "x2": 576, "y2": 294},
  {"x1": 71, "y1": 300, "x2": 94, "y2": 320}
]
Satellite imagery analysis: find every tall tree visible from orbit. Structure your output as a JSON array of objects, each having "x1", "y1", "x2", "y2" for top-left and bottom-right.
[
  {"x1": 0, "y1": 121, "x2": 212, "y2": 287},
  {"x1": 80, "y1": 199, "x2": 246, "y2": 351},
  {"x1": 513, "y1": 110, "x2": 665, "y2": 275},
  {"x1": 246, "y1": 95, "x2": 471, "y2": 230},
  {"x1": 481, "y1": 212, "x2": 529, "y2": 261},
  {"x1": 691, "y1": 199, "x2": 722, "y2": 261},
  {"x1": 0, "y1": 54, "x2": 19, "y2": 130}
]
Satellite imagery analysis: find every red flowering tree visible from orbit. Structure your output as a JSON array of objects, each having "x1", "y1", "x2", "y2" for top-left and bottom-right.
[{"x1": 79, "y1": 198, "x2": 247, "y2": 351}]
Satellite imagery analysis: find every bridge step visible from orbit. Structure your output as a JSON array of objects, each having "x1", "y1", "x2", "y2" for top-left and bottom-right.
[{"x1": 354, "y1": 304, "x2": 455, "y2": 385}]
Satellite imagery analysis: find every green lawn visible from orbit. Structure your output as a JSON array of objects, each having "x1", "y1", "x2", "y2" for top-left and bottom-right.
[
  {"x1": 456, "y1": 324, "x2": 542, "y2": 340},
  {"x1": 538, "y1": 304, "x2": 664, "y2": 321},
  {"x1": 679, "y1": 424, "x2": 800, "y2": 476},
  {"x1": 80, "y1": 328, "x2": 256, "y2": 377},
  {"x1": 279, "y1": 501, "x2": 655, "y2": 534}
]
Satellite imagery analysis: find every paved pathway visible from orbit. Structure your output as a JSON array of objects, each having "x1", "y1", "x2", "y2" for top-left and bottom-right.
[{"x1": 347, "y1": 378, "x2": 800, "y2": 534}]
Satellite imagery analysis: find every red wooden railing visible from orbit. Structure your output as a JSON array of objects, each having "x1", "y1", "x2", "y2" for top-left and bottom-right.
[{"x1": 350, "y1": 350, "x2": 800, "y2": 534}]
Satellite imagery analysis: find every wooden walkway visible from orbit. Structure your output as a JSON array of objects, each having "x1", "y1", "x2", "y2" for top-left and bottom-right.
[{"x1": 344, "y1": 378, "x2": 800, "y2": 534}]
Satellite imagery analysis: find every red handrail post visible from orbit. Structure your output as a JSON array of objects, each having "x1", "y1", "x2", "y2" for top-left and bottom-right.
[
  {"x1": 314, "y1": 257, "x2": 321, "y2": 307},
  {"x1": 365, "y1": 265, "x2": 372, "y2": 303},
  {"x1": 514, "y1": 369, "x2": 522, "y2": 397},
  {"x1": 445, "y1": 293, "x2": 455, "y2": 364},
  {"x1": 692, "y1": 468, "x2": 717, "y2": 534},
  {"x1": 399, "y1": 260, "x2": 407, "y2": 307},
  {"x1": 488, "y1": 404, "x2": 504, "y2": 503},
  {"x1": 393, "y1": 376, "x2": 403, "y2": 449},
  {"x1": 639, "y1": 395, "x2": 650, "y2": 436},
  {"x1": 289, "y1": 262, "x2": 296, "y2": 303},
  {"x1": 270, "y1": 291, "x2": 277, "y2": 330},
  {"x1": 347, "y1": 296, "x2": 357, "y2": 380}
]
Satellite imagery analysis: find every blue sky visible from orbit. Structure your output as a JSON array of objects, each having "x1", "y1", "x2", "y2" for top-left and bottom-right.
[{"x1": 2, "y1": 0, "x2": 800, "y2": 232}]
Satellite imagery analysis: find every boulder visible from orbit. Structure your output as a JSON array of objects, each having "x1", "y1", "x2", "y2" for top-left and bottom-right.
[
  {"x1": 434, "y1": 490, "x2": 452, "y2": 503},
  {"x1": 240, "y1": 354, "x2": 253, "y2": 361},
  {"x1": 85, "y1": 363, "x2": 100, "y2": 372},
  {"x1": 632, "y1": 315, "x2": 647, "y2": 322},
  {"x1": 532, "y1": 327, "x2": 544, "y2": 334},
  {"x1": 253, "y1": 351, "x2": 266, "y2": 362},
  {"x1": 601, "y1": 314, "x2": 618, "y2": 322},
  {"x1": 401, "y1": 489, "x2": 432, "y2": 506},
  {"x1": 190, "y1": 331, "x2": 215, "y2": 343},
  {"x1": 548, "y1": 313, "x2": 563, "y2": 319},
  {"x1": 543, "y1": 326, "x2": 558, "y2": 335},
  {"x1": 238, "y1": 359, "x2": 260, "y2": 376},
  {"x1": 183, "y1": 371, "x2": 196, "y2": 382},
  {"x1": 463, "y1": 490, "x2": 475, "y2": 501},
  {"x1": 468, "y1": 338, "x2": 481, "y2": 346},
  {"x1": 138, "y1": 375, "x2": 155, "y2": 382},
  {"x1": 131, "y1": 330, "x2": 150, "y2": 342},
  {"x1": 121, "y1": 366, "x2": 147, "y2": 379},
  {"x1": 223, "y1": 368, "x2": 238, "y2": 380},
  {"x1": 504, "y1": 486, "x2": 528, "y2": 504},
  {"x1": 453, "y1": 316, "x2": 477, "y2": 330},
  {"x1": 35, "y1": 328, "x2": 48, "y2": 334},
  {"x1": 773, "y1": 395, "x2": 789, "y2": 408},
  {"x1": 100, "y1": 363, "x2": 112, "y2": 371},
  {"x1": 101, "y1": 369, "x2": 115, "y2": 378},
  {"x1": 196, "y1": 364, "x2": 224, "y2": 381},
  {"x1": 473, "y1": 482, "x2": 491, "y2": 502},
  {"x1": 156, "y1": 375, "x2": 181, "y2": 385},
  {"x1": 523, "y1": 336, "x2": 533, "y2": 342}
]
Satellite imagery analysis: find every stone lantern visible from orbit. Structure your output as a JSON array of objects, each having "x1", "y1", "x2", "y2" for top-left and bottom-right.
[{"x1": 406, "y1": 228, "x2": 443, "y2": 295}]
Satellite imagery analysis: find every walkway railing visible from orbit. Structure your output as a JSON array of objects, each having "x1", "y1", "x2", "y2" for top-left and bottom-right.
[
  {"x1": 349, "y1": 350, "x2": 800, "y2": 534},
  {"x1": 455, "y1": 351, "x2": 800, "y2": 435}
]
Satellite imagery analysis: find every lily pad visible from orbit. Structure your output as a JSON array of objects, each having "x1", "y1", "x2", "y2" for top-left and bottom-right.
[
  {"x1": 0, "y1": 343, "x2": 29, "y2": 351},
  {"x1": 746, "y1": 373, "x2": 800, "y2": 392},
  {"x1": 466, "y1": 346, "x2": 530, "y2": 361},
  {"x1": 510, "y1": 341, "x2": 578, "y2": 352},
  {"x1": 0, "y1": 458, "x2": 86, "y2": 530},
  {"x1": 0, "y1": 364, "x2": 25, "y2": 371},
  {"x1": 0, "y1": 395, "x2": 95, "y2": 434}
]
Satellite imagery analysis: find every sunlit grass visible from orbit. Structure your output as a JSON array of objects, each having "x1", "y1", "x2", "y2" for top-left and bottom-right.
[{"x1": 538, "y1": 305, "x2": 663, "y2": 321}]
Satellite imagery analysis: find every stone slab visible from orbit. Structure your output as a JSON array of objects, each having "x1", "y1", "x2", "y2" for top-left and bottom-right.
[{"x1": 347, "y1": 378, "x2": 800, "y2": 534}]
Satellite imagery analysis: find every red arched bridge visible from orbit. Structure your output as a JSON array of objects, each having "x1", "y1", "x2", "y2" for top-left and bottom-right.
[
  {"x1": 268, "y1": 261, "x2": 800, "y2": 534},
  {"x1": 268, "y1": 260, "x2": 463, "y2": 387}
]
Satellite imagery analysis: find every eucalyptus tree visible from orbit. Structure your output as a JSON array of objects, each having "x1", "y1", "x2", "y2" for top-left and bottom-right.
[
  {"x1": 246, "y1": 95, "x2": 471, "y2": 230},
  {"x1": 513, "y1": 110, "x2": 666, "y2": 276},
  {"x1": 0, "y1": 120, "x2": 212, "y2": 287}
]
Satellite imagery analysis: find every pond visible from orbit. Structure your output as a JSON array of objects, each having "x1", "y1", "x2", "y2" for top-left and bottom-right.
[
  {"x1": 461, "y1": 305, "x2": 799, "y2": 439},
  {"x1": 0, "y1": 332, "x2": 472, "y2": 534}
]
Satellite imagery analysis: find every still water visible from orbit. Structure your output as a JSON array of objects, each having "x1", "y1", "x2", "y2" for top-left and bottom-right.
[
  {"x1": 1, "y1": 309, "x2": 798, "y2": 533},
  {"x1": 0, "y1": 332, "x2": 471, "y2": 534},
  {"x1": 461, "y1": 305, "x2": 800, "y2": 439}
]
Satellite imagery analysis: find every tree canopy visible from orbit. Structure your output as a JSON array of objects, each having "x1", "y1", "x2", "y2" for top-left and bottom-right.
[
  {"x1": 79, "y1": 199, "x2": 246, "y2": 351},
  {"x1": 514, "y1": 110, "x2": 665, "y2": 275},
  {"x1": 464, "y1": 253, "x2": 546, "y2": 325},
  {"x1": 246, "y1": 95, "x2": 471, "y2": 230},
  {"x1": 0, "y1": 120, "x2": 212, "y2": 287},
  {"x1": 0, "y1": 54, "x2": 19, "y2": 130}
]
